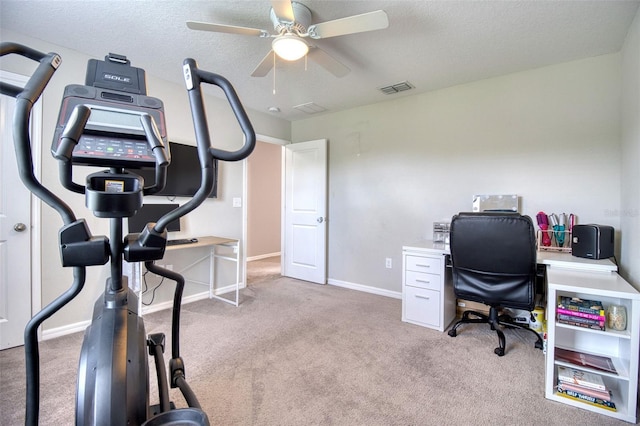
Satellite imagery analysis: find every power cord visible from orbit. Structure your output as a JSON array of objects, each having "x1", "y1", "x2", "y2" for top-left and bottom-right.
[{"x1": 141, "y1": 270, "x2": 165, "y2": 306}]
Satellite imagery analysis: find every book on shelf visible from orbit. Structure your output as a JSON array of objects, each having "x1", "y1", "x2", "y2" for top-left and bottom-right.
[
  {"x1": 556, "y1": 307, "x2": 606, "y2": 321},
  {"x1": 557, "y1": 318, "x2": 606, "y2": 331},
  {"x1": 557, "y1": 314, "x2": 605, "y2": 330},
  {"x1": 556, "y1": 387, "x2": 617, "y2": 411},
  {"x1": 557, "y1": 313, "x2": 604, "y2": 326},
  {"x1": 555, "y1": 348, "x2": 618, "y2": 375},
  {"x1": 557, "y1": 380, "x2": 612, "y2": 402},
  {"x1": 558, "y1": 296, "x2": 605, "y2": 316},
  {"x1": 557, "y1": 365, "x2": 607, "y2": 391}
]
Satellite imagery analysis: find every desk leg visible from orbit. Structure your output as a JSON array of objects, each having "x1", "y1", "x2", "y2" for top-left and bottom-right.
[
  {"x1": 234, "y1": 241, "x2": 240, "y2": 307},
  {"x1": 208, "y1": 242, "x2": 240, "y2": 307},
  {"x1": 209, "y1": 246, "x2": 215, "y2": 300}
]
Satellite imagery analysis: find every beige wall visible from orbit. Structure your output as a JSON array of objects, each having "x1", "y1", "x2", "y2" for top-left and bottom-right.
[
  {"x1": 247, "y1": 141, "x2": 282, "y2": 258},
  {"x1": 1, "y1": 29, "x2": 290, "y2": 331},
  {"x1": 620, "y1": 8, "x2": 640, "y2": 288},
  {"x1": 293, "y1": 53, "x2": 623, "y2": 294}
]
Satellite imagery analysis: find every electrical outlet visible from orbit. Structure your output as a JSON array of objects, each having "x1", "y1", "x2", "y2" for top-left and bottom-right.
[
  {"x1": 385, "y1": 258, "x2": 392, "y2": 269},
  {"x1": 233, "y1": 197, "x2": 242, "y2": 208}
]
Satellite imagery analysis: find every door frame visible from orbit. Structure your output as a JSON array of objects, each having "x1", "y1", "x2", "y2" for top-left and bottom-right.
[
  {"x1": 0, "y1": 70, "x2": 43, "y2": 335},
  {"x1": 241, "y1": 134, "x2": 289, "y2": 285}
]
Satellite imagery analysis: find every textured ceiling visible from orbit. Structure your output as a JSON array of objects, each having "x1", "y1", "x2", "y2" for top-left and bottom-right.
[{"x1": 1, "y1": 1, "x2": 638, "y2": 121}]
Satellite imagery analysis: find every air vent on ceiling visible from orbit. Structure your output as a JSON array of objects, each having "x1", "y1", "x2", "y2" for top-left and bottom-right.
[
  {"x1": 293, "y1": 102, "x2": 327, "y2": 114},
  {"x1": 379, "y1": 81, "x2": 414, "y2": 95}
]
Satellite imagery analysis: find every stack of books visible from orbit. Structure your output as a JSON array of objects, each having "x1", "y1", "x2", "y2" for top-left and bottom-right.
[
  {"x1": 556, "y1": 296, "x2": 606, "y2": 331},
  {"x1": 556, "y1": 365, "x2": 616, "y2": 411}
]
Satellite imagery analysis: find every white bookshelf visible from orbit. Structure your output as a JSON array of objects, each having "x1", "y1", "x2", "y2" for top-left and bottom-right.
[{"x1": 545, "y1": 268, "x2": 640, "y2": 423}]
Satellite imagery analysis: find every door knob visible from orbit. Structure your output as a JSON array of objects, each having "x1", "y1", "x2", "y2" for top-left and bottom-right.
[
  {"x1": 14, "y1": 223, "x2": 27, "y2": 232},
  {"x1": 317, "y1": 217, "x2": 324, "y2": 223}
]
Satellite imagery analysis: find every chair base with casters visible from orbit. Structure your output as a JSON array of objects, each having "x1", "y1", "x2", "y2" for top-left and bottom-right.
[{"x1": 448, "y1": 305, "x2": 544, "y2": 356}]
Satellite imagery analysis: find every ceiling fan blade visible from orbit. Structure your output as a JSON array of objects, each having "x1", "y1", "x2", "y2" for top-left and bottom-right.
[
  {"x1": 187, "y1": 21, "x2": 267, "y2": 37},
  {"x1": 271, "y1": 0, "x2": 295, "y2": 22},
  {"x1": 307, "y1": 47, "x2": 350, "y2": 78},
  {"x1": 307, "y1": 10, "x2": 389, "y2": 39},
  {"x1": 251, "y1": 50, "x2": 275, "y2": 77}
]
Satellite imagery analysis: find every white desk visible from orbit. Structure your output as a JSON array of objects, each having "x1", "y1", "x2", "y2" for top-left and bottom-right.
[
  {"x1": 404, "y1": 240, "x2": 618, "y2": 272},
  {"x1": 403, "y1": 240, "x2": 638, "y2": 422},
  {"x1": 131, "y1": 236, "x2": 241, "y2": 313},
  {"x1": 535, "y1": 250, "x2": 618, "y2": 273}
]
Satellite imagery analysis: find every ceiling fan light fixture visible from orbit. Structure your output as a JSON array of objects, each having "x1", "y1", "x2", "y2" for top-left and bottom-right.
[{"x1": 272, "y1": 34, "x2": 308, "y2": 61}]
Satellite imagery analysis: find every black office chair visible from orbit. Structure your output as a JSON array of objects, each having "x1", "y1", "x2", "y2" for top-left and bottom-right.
[{"x1": 447, "y1": 212, "x2": 544, "y2": 356}]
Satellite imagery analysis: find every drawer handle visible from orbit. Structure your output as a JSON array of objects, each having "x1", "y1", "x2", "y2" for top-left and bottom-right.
[
  {"x1": 416, "y1": 279, "x2": 431, "y2": 284},
  {"x1": 416, "y1": 264, "x2": 430, "y2": 268},
  {"x1": 415, "y1": 294, "x2": 430, "y2": 300}
]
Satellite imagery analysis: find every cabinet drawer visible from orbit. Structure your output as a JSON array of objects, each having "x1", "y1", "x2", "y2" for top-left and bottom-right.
[
  {"x1": 405, "y1": 255, "x2": 441, "y2": 274},
  {"x1": 404, "y1": 286, "x2": 441, "y2": 327},
  {"x1": 405, "y1": 270, "x2": 440, "y2": 291}
]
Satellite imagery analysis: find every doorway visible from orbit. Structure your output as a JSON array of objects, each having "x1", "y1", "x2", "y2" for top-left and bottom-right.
[{"x1": 246, "y1": 138, "x2": 285, "y2": 284}]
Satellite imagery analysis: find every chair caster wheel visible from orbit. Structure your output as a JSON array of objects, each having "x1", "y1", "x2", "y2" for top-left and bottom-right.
[
  {"x1": 448, "y1": 329, "x2": 457, "y2": 337},
  {"x1": 535, "y1": 340, "x2": 543, "y2": 350},
  {"x1": 494, "y1": 347, "x2": 505, "y2": 356}
]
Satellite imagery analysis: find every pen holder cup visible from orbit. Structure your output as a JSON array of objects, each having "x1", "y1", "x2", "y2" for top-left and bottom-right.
[{"x1": 537, "y1": 229, "x2": 572, "y2": 253}]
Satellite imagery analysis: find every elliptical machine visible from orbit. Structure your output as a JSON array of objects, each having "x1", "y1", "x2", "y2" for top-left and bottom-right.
[{"x1": 0, "y1": 43, "x2": 255, "y2": 425}]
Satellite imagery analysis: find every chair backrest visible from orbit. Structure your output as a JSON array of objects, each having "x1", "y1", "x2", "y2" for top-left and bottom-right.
[{"x1": 449, "y1": 212, "x2": 537, "y2": 311}]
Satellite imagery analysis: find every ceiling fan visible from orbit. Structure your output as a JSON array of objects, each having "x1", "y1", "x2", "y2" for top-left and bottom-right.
[{"x1": 186, "y1": 0, "x2": 389, "y2": 78}]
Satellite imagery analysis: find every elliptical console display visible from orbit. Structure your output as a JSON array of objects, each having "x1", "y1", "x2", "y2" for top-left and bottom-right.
[
  {"x1": 51, "y1": 53, "x2": 168, "y2": 169},
  {"x1": 51, "y1": 84, "x2": 167, "y2": 168}
]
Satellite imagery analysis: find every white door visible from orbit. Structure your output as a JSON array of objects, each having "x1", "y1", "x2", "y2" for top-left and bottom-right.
[
  {"x1": 0, "y1": 73, "x2": 36, "y2": 350},
  {"x1": 283, "y1": 139, "x2": 327, "y2": 284}
]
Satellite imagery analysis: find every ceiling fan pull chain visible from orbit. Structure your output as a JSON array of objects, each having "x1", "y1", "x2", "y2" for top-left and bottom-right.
[{"x1": 272, "y1": 51, "x2": 276, "y2": 94}]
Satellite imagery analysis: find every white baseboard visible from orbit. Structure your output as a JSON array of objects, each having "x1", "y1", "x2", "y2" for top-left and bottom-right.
[
  {"x1": 42, "y1": 284, "x2": 244, "y2": 340},
  {"x1": 42, "y1": 319, "x2": 91, "y2": 341},
  {"x1": 327, "y1": 278, "x2": 402, "y2": 300},
  {"x1": 247, "y1": 252, "x2": 281, "y2": 262}
]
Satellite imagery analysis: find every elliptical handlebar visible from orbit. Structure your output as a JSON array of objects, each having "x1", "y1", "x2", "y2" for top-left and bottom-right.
[
  {"x1": 0, "y1": 42, "x2": 61, "y2": 103},
  {"x1": 0, "y1": 42, "x2": 77, "y2": 225},
  {"x1": 147, "y1": 58, "x2": 256, "y2": 234},
  {"x1": 182, "y1": 58, "x2": 256, "y2": 162}
]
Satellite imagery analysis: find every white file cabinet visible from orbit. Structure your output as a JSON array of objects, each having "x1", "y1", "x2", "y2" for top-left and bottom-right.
[{"x1": 402, "y1": 243, "x2": 456, "y2": 332}]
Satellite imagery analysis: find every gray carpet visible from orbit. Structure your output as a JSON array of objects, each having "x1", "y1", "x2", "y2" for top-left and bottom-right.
[{"x1": 0, "y1": 257, "x2": 631, "y2": 425}]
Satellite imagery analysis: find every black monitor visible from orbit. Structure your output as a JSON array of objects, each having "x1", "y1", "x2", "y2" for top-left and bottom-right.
[
  {"x1": 128, "y1": 203, "x2": 180, "y2": 233},
  {"x1": 129, "y1": 141, "x2": 217, "y2": 198}
]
